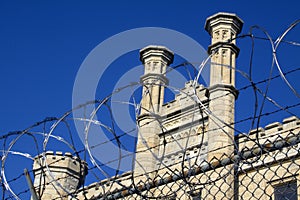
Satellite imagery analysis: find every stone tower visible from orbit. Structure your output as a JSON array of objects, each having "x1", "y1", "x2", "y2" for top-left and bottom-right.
[
  {"x1": 204, "y1": 12, "x2": 243, "y2": 200},
  {"x1": 32, "y1": 151, "x2": 87, "y2": 199},
  {"x1": 205, "y1": 12, "x2": 243, "y2": 161},
  {"x1": 135, "y1": 45, "x2": 174, "y2": 176}
]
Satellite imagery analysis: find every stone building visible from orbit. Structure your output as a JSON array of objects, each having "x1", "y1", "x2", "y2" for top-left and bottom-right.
[{"x1": 31, "y1": 12, "x2": 300, "y2": 200}]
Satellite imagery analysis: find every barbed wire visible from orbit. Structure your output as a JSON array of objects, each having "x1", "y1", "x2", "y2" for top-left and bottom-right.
[{"x1": 0, "y1": 19, "x2": 300, "y2": 200}]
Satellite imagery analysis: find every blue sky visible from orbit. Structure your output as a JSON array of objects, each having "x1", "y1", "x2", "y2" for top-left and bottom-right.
[
  {"x1": 0, "y1": 1, "x2": 299, "y2": 132},
  {"x1": 0, "y1": 1, "x2": 299, "y2": 199}
]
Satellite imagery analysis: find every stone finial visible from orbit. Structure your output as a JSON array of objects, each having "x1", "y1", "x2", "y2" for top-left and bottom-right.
[
  {"x1": 139, "y1": 45, "x2": 174, "y2": 65},
  {"x1": 205, "y1": 12, "x2": 243, "y2": 36}
]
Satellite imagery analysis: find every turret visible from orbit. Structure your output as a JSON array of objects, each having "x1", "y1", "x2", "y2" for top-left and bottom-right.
[
  {"x1": 205, "y1": 12, "x2": 243, "y2": 161},
  {"x1": 32, "y1": 151, "x2": 87, "y2": 199},
  {"x1": 205, "y1": 12, "x2": 243, "y2": 200},
  {"x1": 134, "y1": 45, "x2": 174, "y2": 176}
]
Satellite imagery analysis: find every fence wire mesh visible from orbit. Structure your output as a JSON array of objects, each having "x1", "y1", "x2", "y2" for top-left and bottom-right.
[{"x1": 0, "y1": 17, "x2": 300, "y2": 200}]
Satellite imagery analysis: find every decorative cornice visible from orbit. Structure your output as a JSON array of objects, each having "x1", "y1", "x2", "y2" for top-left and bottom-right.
[
  {"x1": 205, "y1": 12, "x2": 243, "y2": 36},
  {"x1": 139, "y1": 45, "x2": 174, "y2": 65},
  {"x1": 207, "y1": 41, "x2": 240, "y2": 57},
  {"x1": 137, "y1": 113, "x2": 161, "y2": 124},
  {"x1": 140, "y1": 73, "x2": 169, "y2": 85},
  {"x1": 208, "y1": 83, "x2": 239, "y2": 99}
]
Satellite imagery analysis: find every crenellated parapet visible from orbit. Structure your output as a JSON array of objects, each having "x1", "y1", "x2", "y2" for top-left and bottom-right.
[
  {"x1": 161, "y1": 81, "x2": 209, "y2": 132},
  {"x1": 162, "y1": 81, "x2": 208, "y2": 112},
  {"x1": 32, "y1": 151, "x2": 88, "y2": 200},
  {"x1": 74, "y1": 172, "x2": 133, "y2": 200},
  {"x1": 153, "y1": 81, "x2": 209, "y2": 171},
  {"x1": 236, "y1": 116, "x2": 299, "y2": 169},
  {"x1": 237, "y1": 116, "x2": 300, "y2": 147}
]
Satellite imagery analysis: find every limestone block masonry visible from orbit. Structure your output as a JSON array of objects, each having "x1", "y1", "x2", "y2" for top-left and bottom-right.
[
  {"x1": 32, "y1": 151, "x2": 87, "y2": 200},
  {"x1": 31, "y1": 12, "x2": 300, "y2": 200},
  {"x1": 205, "y1": 13, "x2": 243, "y2": 161},
  {"x1": 135, "y1": 45, "x2": 174, "y2": 176}
]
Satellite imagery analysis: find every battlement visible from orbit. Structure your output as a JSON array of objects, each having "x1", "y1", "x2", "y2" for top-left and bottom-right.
[
  {"x1": 160, "y1": 81, "x2": 208, "y2": 134},
  {"x1": 32, "y1": 151, "x2": 88, "y2": 200},
  {"x1": 238, "y1": 116, "x2": 299, "y2": 139},
  {"x1": 75, "y1": 172, "x2": 132, "y2": 199},
  {"x1": 33, "y1": 151, "x2": 86, "y2": 171},
  {"x1": 237, "y1": 116, "x2": 300, "y2": 151},
  {"x1": 161, "y1": 81, "x2": 208, "y2": 116}
]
